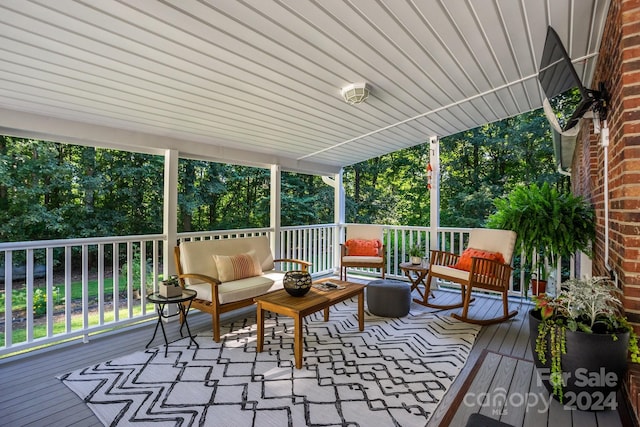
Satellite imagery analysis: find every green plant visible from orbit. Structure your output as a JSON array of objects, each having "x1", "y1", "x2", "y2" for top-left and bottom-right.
[
  {"x1": 487, "y1": 182, "x2": 595, "y2": 284},
  {"x1": 162, "y1": 275, "x2": 180, "y2": 286},
  {"x1": 408, "y1": 244, "x2": 424, "y2": 258},
  {"x1": 32, "y1": 287, "x2": 61, "y2": 316},
  {"x1": 120, "y1": 251, "x2": 154, "y2": 290},
  {"x1": 533, "y1": 277, "x2": 639, "y2": 402}
]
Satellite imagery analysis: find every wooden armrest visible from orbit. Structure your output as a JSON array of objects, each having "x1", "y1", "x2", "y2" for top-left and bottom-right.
[
  {"x1": 429, "y1": 249, "x2": 460, "y2": 266},
  {"x1": 469, "y1": 257, "x2": 513, "y2": 287},
  {"x1": 177, "y1": 273, "x2": 221, "y2": 288},
  {"x1": 274, "y1": 258, "x2": 312, "y2": 271}
]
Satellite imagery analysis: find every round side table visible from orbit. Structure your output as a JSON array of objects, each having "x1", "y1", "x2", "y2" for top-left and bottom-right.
[
  {"x1": 399, "y1": 261, "x2": 433, "y2": 303},
  {"x1": 146, "y1": 289, "x2": 198, "y2": 357}
]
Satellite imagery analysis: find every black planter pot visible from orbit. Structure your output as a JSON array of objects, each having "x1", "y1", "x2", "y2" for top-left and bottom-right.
[
  {"x1": 528, "y1": 309, "x2": 629, "y2": 410},
  {"x1": 283, "y1": 270, "x2": 312, "y2": 297}
]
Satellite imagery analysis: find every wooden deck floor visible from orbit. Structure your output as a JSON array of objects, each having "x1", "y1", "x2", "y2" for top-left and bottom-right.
[{"x1": 0, "y1": 278, "x2": 632, "y2": 426}]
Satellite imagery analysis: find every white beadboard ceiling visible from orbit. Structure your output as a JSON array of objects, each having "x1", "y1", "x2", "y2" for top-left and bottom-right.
[{"x1": 0, "y1": 0, "x2": 610, "y2": 175}]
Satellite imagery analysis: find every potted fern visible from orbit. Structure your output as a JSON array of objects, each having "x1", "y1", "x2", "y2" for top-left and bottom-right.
[
  {"x1": 486, "y1": 182, "x2": 595, "y2": 295},
  {"x1": 408, "y1": 244, "x2": 424, "y2": 265},
  {"x1": 530, "y1": 277, "x2": 639, "y2": 410}
]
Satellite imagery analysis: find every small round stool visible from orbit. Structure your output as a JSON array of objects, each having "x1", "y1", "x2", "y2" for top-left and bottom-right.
[{"x1": 366, "y1": 279, "x2": 411, "y2": 317}]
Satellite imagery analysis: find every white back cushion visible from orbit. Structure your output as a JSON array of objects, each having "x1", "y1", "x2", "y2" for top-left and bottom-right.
[
  {"x1": 346, "y1": 224, "x2": 383, "y2": 241},
  {"x1": 179, "y1": 235, "x2": 274, "y2": 284},
  {"x1": 467, "y1": 228, "x2": 517, "y2": 263}
]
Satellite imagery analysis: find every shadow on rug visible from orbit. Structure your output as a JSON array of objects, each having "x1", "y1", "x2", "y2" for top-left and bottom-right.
[{"x1": 59, "y1": 299, "x2": 480, "y2": 426}]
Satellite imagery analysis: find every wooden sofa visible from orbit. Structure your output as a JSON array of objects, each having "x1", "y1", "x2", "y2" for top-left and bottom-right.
[{"x1": 174, "y1": 235, "x2": 311, "y2": 342}]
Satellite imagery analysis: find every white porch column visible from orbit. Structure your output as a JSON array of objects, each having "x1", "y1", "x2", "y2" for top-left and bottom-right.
[
  {"x1": 429, "y1": 136, "x2": 440, "y2": 251},
  {"x1": 163, "y1": 149, "x2": 179, "y2": 277},
  {"x1": 322, "y1": 169, "x2": 345, "y2": 272},
  {"x1": 163, "y1": 149, "x2": 179, "y2": 318},
  {"x1": 270, "y1": 164, "x2": 281, "y2": 258}
]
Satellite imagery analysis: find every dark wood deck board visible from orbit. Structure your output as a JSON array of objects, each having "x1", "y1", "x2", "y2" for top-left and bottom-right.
[
  {"x1": 448, "y1": 351, "x2": 502, "y2": 426},
  {"x1": 522, "y1": 364, "x2": 549, "y2": 427},
  {"x1": 0, "y1": 279, "x2": 626, "y2": 427},
  {"x1": 479, "y1": 354, "x2": 518, "y2": 418},
  {"x1": 500, "y1": 359, "x2": 535, "y2": 426}
]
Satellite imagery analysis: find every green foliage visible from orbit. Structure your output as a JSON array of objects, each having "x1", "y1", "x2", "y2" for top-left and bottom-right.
[
  {"x1": 162, "y1": 275, "x2": 180, "y2": 286},
  {"x1": 30, "y1": 287, "x2": 61, "y2": 316},
  {"x1": 343, "y1": 108, "x2": 565, "y2": 227},
  {"x1": 344, "y1": 144, "x2": 430, "y2": 225},
  {"x1": 120, "y1": 250, "x2": 154, "y2": 293},
  {"x1": 0, "y1": 136, "x2": 336, "y2": 242},
  {"x1": 281, "y1": 172, "x2": 334, "y2": 226},
  {"x1": 175, "y1": 161, "x2": 334, "y2": 231},
  {"x1": 486, "y1": 182, "x2": 595, "y2": 268},
  {"x1": 0, "y1": 107, "x2": 572, "y2": 241},
  {"x1": 408, "y1": 244, "x2": 424, "y2": 257},
  {"x1": 439, "y1": 110, "x2": 564, "y2": 227},
  {"x1": 0, "y1": 136, "x2": 163, "y2": 242}
]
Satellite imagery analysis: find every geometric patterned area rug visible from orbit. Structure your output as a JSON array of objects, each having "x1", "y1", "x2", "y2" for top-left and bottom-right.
[{"x1": 59, "y1": 298, "x2": 480, "y2": 426}]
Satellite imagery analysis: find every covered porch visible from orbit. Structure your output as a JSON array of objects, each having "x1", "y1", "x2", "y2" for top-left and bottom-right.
[{"x1": 2, "y1": 0, "x2": 639, "y2": 425}]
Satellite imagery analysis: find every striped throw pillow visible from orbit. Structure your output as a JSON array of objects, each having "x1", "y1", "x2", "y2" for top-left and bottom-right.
[{"x1": 212, "y1": 252, "x2": 262, "y2": 282}]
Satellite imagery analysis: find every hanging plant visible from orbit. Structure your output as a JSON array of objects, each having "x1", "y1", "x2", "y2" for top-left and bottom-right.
[{"x1": 487, "y1": 182, "x2": 595, "y2": 282}]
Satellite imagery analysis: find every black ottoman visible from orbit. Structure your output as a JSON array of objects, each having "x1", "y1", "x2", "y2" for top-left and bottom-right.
[{"x1": 366, "y1": 279, "x2": 411, "y2": 317}]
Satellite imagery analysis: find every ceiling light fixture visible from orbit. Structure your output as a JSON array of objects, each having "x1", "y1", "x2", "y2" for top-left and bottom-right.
[{"x1": 341, "y1": 82, "x2": 371, "y2": 105}]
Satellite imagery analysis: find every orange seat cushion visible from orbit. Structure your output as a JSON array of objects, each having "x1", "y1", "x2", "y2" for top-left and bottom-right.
[
  {"x1": 345, "y1": 239, "x2": 382, "y2": 256},
  {"x1": 451, "y1": 248, "x2": 505, "y2": 271}
]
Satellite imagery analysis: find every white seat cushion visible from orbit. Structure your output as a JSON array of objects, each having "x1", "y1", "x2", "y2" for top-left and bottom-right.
[
  {"x1": 431, "y1": 264, "x2": 470, "y2": 281},
  {"x1": 188, "y1": 270, "x2": 285, "y2": 304}
]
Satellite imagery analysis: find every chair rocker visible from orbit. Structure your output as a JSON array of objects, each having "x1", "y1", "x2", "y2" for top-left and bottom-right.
[{"x1": 418, "y1": 228, "x2": 518, "y2": 325}]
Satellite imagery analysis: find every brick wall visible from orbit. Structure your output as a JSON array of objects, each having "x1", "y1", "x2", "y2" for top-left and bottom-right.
[{"x1": 572, "y1": 0, "x2": 640, "y2": 419}]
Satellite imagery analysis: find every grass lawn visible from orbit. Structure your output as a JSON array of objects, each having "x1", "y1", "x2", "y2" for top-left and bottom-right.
[
  {"x1": 1, "y1": 303, "x2": 155, "y2": 345},
  {"x1": 1, "y1": 275, "x2": 163, "y2": 345}
]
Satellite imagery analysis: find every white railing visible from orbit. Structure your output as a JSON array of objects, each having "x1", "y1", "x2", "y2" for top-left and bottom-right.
[
  {"x1": 1, "y1": 235, "x2": 165, "y2": 357},
  {"x1": 280, "y1": 224, "x2": 336, "y2": 275},
  {"x1": 0, "y1": 224, "x2": 572, "y2": 356}
]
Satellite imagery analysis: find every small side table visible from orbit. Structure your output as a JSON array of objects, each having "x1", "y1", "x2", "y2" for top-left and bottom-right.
[
  {"x1": 399, "y1": 261, "x2": 433, "y2": 303},
  {"x1": 146, "y1": 289, "x2": 198, "y2": 357}
]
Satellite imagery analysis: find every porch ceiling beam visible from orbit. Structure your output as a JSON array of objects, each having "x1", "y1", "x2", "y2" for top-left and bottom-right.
[{"x1": 0, "y1": 108, "x2": 341, "y2": 175}]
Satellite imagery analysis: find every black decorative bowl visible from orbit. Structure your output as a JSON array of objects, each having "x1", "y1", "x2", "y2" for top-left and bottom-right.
[{"x1": 283, "y1": 270, "x2": 312, "y2": 297}]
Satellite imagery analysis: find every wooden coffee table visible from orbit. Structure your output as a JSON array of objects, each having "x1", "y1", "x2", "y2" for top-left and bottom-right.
[{"x1": 255, "y1": 278, "x2": 366, "y2": 369}]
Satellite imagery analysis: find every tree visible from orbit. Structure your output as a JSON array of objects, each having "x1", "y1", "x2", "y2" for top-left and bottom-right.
[
  {"x1": 0, "y1": 106, "x2": 569, "y2": 242},
  {"x1": 345, "y1": 108, "x2": 568, "y2": 227}
]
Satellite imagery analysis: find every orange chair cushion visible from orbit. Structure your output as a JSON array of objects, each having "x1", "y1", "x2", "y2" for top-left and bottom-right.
[
  {"x1": 345, "y1": 239, "x2": 382, "y2": 256},
  {"x1": 451, "y1": 248, "x2": 505, "y2": 271}
]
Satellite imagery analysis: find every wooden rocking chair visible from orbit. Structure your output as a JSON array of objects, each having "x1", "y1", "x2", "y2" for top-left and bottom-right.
[{"x1": 418, "y1": 228, "x2": 518, "y2": 325}]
